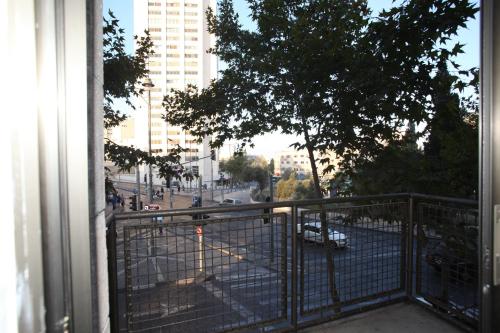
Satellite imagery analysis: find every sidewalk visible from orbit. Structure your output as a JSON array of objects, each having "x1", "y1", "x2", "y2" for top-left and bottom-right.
[{"x1": 109, "y1": 181, "x2": 218, "y2": 214}]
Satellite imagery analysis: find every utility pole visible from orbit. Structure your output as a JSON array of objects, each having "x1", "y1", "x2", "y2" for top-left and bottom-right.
[
  {"x1": 169, "y1": 180, "x2": 173, "y2": 222},
  {"x1": 143, "y1": 77, "x2": 154, "y2": 203},
  {"x1": 269, "y1": 174, "x2": 274, "y2": 262},
  {"x1": 136, "y1": 166, "x2": 141, "y2": 211},
  {"x1": 210, "y1": 151, "x2": 214, "y2": 201},
  {"x1": 198, "y1": 175, "x2": 203, "y2": 207}
]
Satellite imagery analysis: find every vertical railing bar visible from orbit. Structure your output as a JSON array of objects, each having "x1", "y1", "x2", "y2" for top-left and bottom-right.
[
  {"x1": 291, "y1": 204, "x2": 298, "y2": 329},
  {"x1": 299, "y1": 211, "x2": 305, "y2": 316},
  {"x1": 281, "y1": 213, "x2": 288, "y2": 319},
  {"x1": 107, "y1": 217, "x2": 119, "y2": 332},
  {"x1": 415, "y1": 203, "x2": 423, "y2": 296},
  {"x1": 406, "y1": 195, "x2": 414, "y2": 299}
]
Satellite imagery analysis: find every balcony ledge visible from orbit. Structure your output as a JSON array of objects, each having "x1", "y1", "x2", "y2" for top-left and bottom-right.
[{"x1": 300, "y1": 302, "x2": 464, "y2": 333}]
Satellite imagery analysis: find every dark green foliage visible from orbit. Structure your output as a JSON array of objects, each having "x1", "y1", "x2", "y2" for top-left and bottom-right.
[
  {"x1": 268, "y1": 158, "x2": 275, "y2": 175},
  {"x1": 350, "y1": 67, "x2": 479, "y2": 197},
  {"x1": 103, "y1": 10, "x2": 153, "y2": 129},
  {"x1": 421, "y1": 66, "x2": 478, "y2": 198},
  {"x1": 350, "y1": 136, "x2": 425, "y2": 195},
  {"x1": 164, "y1": 0, "x2": 478, "y2": 199},
  {"x1": 220, "y1": 153, "x2": 269, "y2": 190}
]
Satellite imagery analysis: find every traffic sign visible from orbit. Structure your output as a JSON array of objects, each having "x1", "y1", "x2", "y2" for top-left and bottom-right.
[{"x1": 196, "y1": 226, "x2": 203, "y2": 235}]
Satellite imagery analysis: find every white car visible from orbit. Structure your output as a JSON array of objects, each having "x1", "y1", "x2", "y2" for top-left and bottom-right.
[
  {"x1": 219, "y1": 198, "x2": 242, "y2": 206},
  {"x1": 300, "y1": 222, "x2": 348, "y2": 248}
]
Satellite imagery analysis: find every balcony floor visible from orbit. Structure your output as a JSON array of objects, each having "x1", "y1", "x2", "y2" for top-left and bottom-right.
[{"x1": 300, "y1": 302, "x2": 464, "y2": 333}]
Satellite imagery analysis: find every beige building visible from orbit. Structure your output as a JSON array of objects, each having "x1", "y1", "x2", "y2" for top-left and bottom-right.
[
  {"x1": 274, "y1": 149, "x2": 339, "y2": 178},
  {"x1": 132, "y1": 0, "x2": 219, "y2": 184}
]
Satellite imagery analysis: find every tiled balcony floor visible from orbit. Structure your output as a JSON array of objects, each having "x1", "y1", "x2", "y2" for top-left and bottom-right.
[{"x1": 300, "y1": 302, "x2": 464, "y2": 333}]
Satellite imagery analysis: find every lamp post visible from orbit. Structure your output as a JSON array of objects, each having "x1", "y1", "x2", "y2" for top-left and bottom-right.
[{"x1": 143, "y1": 77, "x2": 154, "y2": 203}]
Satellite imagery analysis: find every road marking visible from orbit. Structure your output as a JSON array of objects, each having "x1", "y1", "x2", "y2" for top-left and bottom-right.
[
  {"x1": 203, "y1": 280, "x2": 262, "y2": 322},
  {"x1": 149, "y1": 257, "x2": 165, "y2": 283},
  {"x1": 132, "y1": 283, "x2": 156, "y2": 291},
  {"x1": 205, "y1": 243, "x2": 244, "y2": 260},
  {"x1": 118, "y1": 258, "x2": 147, "y2": 276},
  {"x1": 133, "y1": 304, "x2": 194, "y2": 318}
]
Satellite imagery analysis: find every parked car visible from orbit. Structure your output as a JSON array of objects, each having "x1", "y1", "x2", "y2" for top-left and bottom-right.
[
  {"x1": 219, "y1": 198, "x2": 242, "y2": 206},
  {"x1": 425, "y1": 235, "x2": 478, "y2": 282},
  {"x1": 300, "y1": 221, "x2": 348, "y2": 248}
]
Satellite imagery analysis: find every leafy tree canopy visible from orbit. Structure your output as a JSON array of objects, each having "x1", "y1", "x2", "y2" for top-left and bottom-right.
[
  {"x1": 164, "y1": 0, "x2": 478, "y2": 199},
  {"x1": 220, "y1": 153, "x2": 269, "y2": 190},
  {"x1": 349, "y1": 66, "x2": 479, "y2": 197}
]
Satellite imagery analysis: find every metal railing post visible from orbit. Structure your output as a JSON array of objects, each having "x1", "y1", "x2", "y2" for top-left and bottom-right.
[
  {"x1": 291, "y1": 204, "x2": 298, "y2": 329},
  {"x1": 406, "y1": 195, "x2": 414, "y2": 299},
  {"x1": 106, "y1": 216, "x2": 119, "y2": 332}
]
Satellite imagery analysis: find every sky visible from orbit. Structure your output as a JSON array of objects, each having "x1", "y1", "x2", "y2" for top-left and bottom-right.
[{"x1": 103, "y1": 0, "x2": 479, "y2": 158}]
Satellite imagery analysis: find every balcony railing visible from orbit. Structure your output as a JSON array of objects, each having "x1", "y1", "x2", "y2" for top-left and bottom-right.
[{"x1": 106, "y1": 193, "x2": 478, "y2": 332}]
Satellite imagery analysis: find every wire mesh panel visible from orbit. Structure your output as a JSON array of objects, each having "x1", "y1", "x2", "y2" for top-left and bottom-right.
[
  {"x1": 416, "y1": 202, "x2": 479, "y2": 328},
  {"x1": 299, "y1": 202, "x2": 408, "y2": 315},
  {"x1": 122, "y1": 213, "x2": 288, "y2": 332}
]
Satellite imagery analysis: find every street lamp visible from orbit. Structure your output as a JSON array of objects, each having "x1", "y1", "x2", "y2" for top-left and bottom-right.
[{"x1": 143, "y1": 77, "x2": 154, "y2": 203}]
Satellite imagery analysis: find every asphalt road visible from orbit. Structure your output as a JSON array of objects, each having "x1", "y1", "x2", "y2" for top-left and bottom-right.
[{"x1": 111, "y1": 210, "x2": 478, "y2": 332}]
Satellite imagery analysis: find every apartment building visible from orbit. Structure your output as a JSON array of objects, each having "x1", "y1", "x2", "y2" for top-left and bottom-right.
[
  {"x1": 133, "y1": 0, "x2": 218, "y2": 184},
  {"x1": 274, "y1": 149, "x2": 339, "y2": 178}
]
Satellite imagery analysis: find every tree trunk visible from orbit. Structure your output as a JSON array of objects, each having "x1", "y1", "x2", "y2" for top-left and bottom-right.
[{"x1": 304, "y1": 130, "x2": 341, "y2": 311}]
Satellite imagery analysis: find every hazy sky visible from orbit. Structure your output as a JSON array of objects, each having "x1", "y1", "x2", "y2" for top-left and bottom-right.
[{"x1": 103, "y1": 0, "x2": 479, "y2": 158}]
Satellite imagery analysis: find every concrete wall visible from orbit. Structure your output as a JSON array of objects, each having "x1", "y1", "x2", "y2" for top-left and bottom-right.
[{"x1": 87, "y1": 0, "x2": 110, "y2": 332}]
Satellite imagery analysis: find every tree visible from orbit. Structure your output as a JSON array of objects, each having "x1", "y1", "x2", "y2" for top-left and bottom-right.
[
  {"x1": 276, "y1": 172, "x2": 298, "y2": 200},
  {"x1": 350, "y1": 135, "x2": 425, "y2": 195},
  {"x1": 103, "y1": 11, "x2": 188, "y2": 194},
  {"x1": 163, "y1": 0, "x2": 477, "y2": 310},
  {"x1": 421, "y1": 66, "x2": 479, "y2": 198},
  {"x1": 281, "y1": 168, "x2": 293, "y2": 181},
  {"x1": 268, "y1": 158, "x2": 275, "y2": 175},
  {"x1": 276, "y1": 172, "x2": 316, "y2": 200},
  {"x1": 219, "y1": 153, "x2": 269, "y2": 190},
  {"x1": 164, "y1": 0, "x2": 477, "y2": 199},
  {"x1": 350, "y1": 67, "x2": 479, "y2": 198}
]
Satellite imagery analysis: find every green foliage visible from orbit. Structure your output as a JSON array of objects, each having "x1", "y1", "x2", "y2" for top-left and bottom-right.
[
  {"x1": 421, "y1": 66, "x2": 478, "y2": 198},
  {"x1": 350, "y1": 137, "x2": 425, "y2": 195},
  {"x1": 103, "y1": 11, "x2": 186, "y2": 187},
  {"x1": 219, "y1": 153, "x2": 269, "y2": 190},
  {"x1": 164, "y1": 0, "x2": 478, "y2": 199},
  {"x1": 103, "y1": 10, "x2": 153, "y2": 129},
  {"x1": 276, "y1": 174, "x2": 297, "y2": 200},
  {"x1": 293, "y1": 179, "x2": 317, "y2": 200},
  {"x1": 268, "y1": 158, "x2": 275, "y2": 175},
  {"x1": 281, "y1": 168, "x2": 293, "y2": 181},
  {"x1": 350, "y1": 66, "x2": 479, "y2": 197},
  {"x1": 250, "y1": 188, "x2": 270, "y2": 202},
  {"x1": 276, "y1": 172, "x2": 316, "y2": 200}
]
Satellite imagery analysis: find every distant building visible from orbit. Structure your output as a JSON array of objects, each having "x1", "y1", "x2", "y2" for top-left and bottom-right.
[
  {"x1": 273, "y1": 149, "x2": 339, "y2": 178},
  {"x1": 127, "y1": 0, "x2": 219, "y2": 185}
]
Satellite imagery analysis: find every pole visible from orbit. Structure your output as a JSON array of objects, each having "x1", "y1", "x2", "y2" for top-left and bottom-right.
[
  {"x1": 136, "y1": 166, "x2": 141, "y2": 212},
  {"x1": 210, "y1": 158, "x2": 214, "y2": 201},
  {"x1": 269, "y1": 174, "x2": 274, "y2": 202},
  {"x1": 269, "y1": 174, "x2": 274, "y2": 262},
  {"x1": 147, "y1": 88, "x2": 153, "y2": 203},
  {"x1": 221, "y1": 177, "x2": 224, "y2": 202},
  {"x1": 198, "y1": 175, "x2": 203, "y2": 207},
  {"x1": 197, "y1": 227, "x2": 204, "y2": 272},
  {"x1": 169, "y1": 177, "x2": 174, "y2": 223}
]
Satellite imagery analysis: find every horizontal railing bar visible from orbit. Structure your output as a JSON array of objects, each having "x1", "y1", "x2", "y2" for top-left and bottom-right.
[
  {"x1": 410, "y1": 193, "x2": 477, "y2": 206},
  {"x1": 114, "y1": 193, "x2": 413, "y2": 220}
]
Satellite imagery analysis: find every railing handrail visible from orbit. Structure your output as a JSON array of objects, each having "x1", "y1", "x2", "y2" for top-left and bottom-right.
[
  {"x1": 410, "y1": 193, "x2": 477, "y2": 206},
  {"x1": 112, "y1": 192, "x2": 477, "y2": 221}
]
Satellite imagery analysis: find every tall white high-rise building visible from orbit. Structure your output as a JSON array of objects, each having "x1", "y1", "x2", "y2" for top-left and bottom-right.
[{"x1": 133, "y1": 0, "x2": 218, "y2": 186}]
